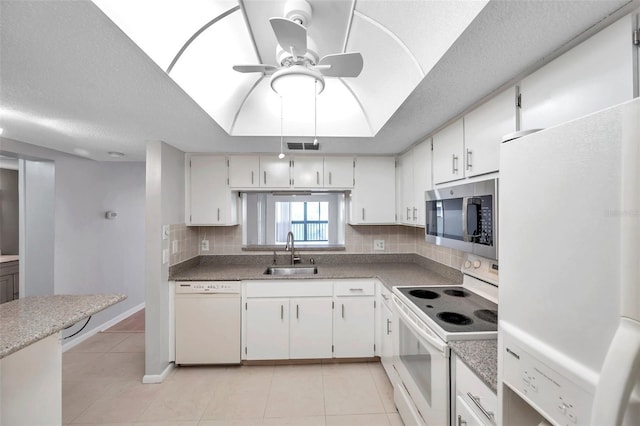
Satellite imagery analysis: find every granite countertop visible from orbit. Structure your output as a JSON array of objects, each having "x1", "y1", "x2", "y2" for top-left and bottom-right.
[
  {"x1": 0, "y1": 255, "x2": 19, "y2": 264},
  {"x1": 0, "y1": 294, "x2": 126, "y2": 359},
  {"x1": 169, "y1": 253, "x2": 463, "y2": 290},
  {"x1": 450, "y1": 339, "x2": 498, "y2": 392}
]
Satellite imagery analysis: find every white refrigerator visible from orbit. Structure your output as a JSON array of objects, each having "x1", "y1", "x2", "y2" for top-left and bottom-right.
[{"x1": 498, "y1": 98, "x2": 640, "y2": 425}]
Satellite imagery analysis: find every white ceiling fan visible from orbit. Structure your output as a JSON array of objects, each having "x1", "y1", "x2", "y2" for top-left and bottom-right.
[{"x1": 233, "y1": 0, "x2": 363, "y2": 94}]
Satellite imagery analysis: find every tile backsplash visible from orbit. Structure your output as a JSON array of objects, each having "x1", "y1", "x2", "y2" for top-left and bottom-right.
[{"x1": 169, "y1": 223, "x2": 465, "y2": 270}]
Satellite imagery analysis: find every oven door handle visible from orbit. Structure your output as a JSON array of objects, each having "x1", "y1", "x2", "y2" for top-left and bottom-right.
[{"x1": 392, "y1": 295, "x2": 448, "y2": 354}]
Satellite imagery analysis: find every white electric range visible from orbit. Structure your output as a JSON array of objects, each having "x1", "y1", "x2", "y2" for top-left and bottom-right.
[{"x1": 391, "y1": 254, "x2": 498, "y2": 426}]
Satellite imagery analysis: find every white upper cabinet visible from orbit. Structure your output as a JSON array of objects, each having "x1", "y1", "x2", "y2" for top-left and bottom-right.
[
  {"x1": 411, "y1": 140, "x2": 432, "y2": 226},
  {"x1": 520, "y1": 15, "x2": 634, "y2": 131},
  {"x1": 324, "y1": 157, "x2": 354, "y2": 189},
  {"x1": 433, "y1": 118, "x2": 465, "y2": 185},
  {"x1": 228, "y1": 155, "x2": 260, "y2": 188},
  {"x1": 464, "y1": 87, "x2": 516, "y2": 177},
  {"x1": 349, "y1": 157, "x2": 396, "y2": 225},
  {"x1": 259, "y1": 155, "x2": 291, "y2": 188},
  {"x1": 291, "y1": 156, "x2": 324, "y2": 188},
  {"x1": 186, "y1": 155, "x2": 237, "y2": 226},
  {"x1": 398, "y1": 151, "x2": 414, "y2": 225}
]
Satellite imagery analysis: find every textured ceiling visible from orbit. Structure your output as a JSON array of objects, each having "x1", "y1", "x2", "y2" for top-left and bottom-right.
[{"x1": 0, "y1": 0, "x2": 634, "y2": 161}]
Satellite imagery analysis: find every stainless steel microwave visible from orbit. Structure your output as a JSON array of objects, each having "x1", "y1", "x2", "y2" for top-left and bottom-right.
[{"x1": 425, "y1": 178, "x2": 498, "y2": 259}]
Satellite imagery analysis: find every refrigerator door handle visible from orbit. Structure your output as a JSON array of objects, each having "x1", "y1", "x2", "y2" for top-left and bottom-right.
[{"x1": 591, "y1": 317, "x2": 640, "y2": 425}]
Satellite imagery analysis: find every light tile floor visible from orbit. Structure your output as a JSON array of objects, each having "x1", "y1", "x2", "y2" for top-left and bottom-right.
[{"x1": 63, "y1": 331, "x2": 403, "y2": 425}]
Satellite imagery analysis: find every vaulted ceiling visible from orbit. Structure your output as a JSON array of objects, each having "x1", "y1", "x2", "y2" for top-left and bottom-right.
[{"x1": 0, "y1": 0, "x2": 633, "y2": 161}]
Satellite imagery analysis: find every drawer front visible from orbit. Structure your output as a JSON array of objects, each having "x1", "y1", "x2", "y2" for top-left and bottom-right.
[
  {"x1": 334, "y1": 280, "x2": 375, "y2": 296},
  {"x1": 245, "y1": 280, "x2": 333, "y2": 298},
  {"x1": 455, "y1": 357, "x2": 497, "y2": 425}
]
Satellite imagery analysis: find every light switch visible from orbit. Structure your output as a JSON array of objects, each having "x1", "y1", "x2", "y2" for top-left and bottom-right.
[{"x1": 162, "y1": 225, "x2": 169, "y2": 240}]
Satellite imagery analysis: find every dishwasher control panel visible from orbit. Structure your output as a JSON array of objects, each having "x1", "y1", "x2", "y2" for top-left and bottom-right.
[{"x1": 176, "y1": 281, "x2": 241, "y2": 294}]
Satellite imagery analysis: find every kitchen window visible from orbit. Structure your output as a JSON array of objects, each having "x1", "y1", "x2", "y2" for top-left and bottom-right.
[{"x1": 243, "y1": 192, "x2": 345, "y2": 248}]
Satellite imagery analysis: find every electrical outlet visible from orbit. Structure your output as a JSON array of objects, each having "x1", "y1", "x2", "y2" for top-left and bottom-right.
[
  {"x1": 162, "y1": 249, "x2": 169, "y2": 265},
  {"x1": 172, "y1": 240, "x2": 179, "y2": 254},
  {"x1": 201, "y1": 239, "x2": 210, "y2": 251},
  {"x1": 374, "y1": 240, "x2": 385, "y2": 251}
]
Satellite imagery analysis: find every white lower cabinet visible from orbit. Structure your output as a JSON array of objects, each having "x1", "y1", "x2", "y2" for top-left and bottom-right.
[
  {"x1": 379, "y1": 287, "x2": 395, "y2": 379},
  {"x1": 290, "y1": 297, "x2": 333, "y2": 359},
  {"x1": 453, "y1": 354, "x2": 497, "y2": 426},
  {"x1": 244, "y1": 298, "x2": 290, "y2": 360},
  {"x1": 243, "y1": 279, "x2": 376, "y2": 360}
]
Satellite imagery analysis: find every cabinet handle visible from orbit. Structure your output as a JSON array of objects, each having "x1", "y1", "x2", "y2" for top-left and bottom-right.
[
  {"x1": 281, "y1": 304, "x2": 284, "y2": 320},
  {"x1": 406, "y1": 207, "x2": 411, "y2": 221},
  {"x1": 386, "y1": 319, "x2": 391, "y2": 335},
  {"x1": 296, "y1": 304, "x2": 299, "y2": 319},
  {"x1": 452, "y1": 154, "x2": 459, "y2": 174},
  {"x1": 362, "y1": 208, "x2": 365, "y2": 221},
  {"x1": 217, "y1": 208, "x2": 220, "y2": 221},
  {"x1": 457, "y1": 415, "x2": 467, "y2": 426},
  {"x1": 341, "y1": 304, "x2": 345, "y2": 318},
  {"x1": 349, "y1": 288, "x2": 364, "y2": 292},
  {"x1": 413, "y1": 207, "x2": 417, "y2": 221},
  {"x1": 251, "y1": 171, "x2": 254, "y2": 185},
  {"x1": 316, "y1": 171, "x2": 320, "y2": 185},
  {"x1": 466, "y1": 149, "x2": 473, "y2": 171},
  {"x1": 467, "y1": 392, "x2": 496, "y2": 424},
  {"x1": 264, "y1": 171, "x2": 267, "y2": 185},
  {"x1": 381, "y1": 294, "x2": 389, "y2": 300},
  {"x1": 329, "y1": 172, "x2": 332, "y2": 185}
]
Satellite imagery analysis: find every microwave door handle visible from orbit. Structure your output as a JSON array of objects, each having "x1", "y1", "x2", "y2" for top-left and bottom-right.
[
  {"x1": 462, "y1": 197, "x2": 469, "y2": 242},
  {"x1": 466, "y1": 198, "x2": 482, "y2": 242}
]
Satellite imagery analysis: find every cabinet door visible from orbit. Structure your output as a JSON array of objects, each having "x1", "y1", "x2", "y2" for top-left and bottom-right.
[
  {"x1": 433, "y1": 119, "x2": 464, "y2": 184},
  {"x1": 350, "y1": 157, "x2": 396, "y2": 225},
  {"x1": 464, "y1": 87, "x2": 516, "y2": 177},
  {"x1": 324, "y1": 157, "x2": 354, "y2": 188},
  {"x1": 292, "y1": 156, "x2": 323, "y2": 188},
  {"x1": 0, "y1": 274, "x2": 14, "y2": 304},
  {"x1": 260, "y1": 156, "x2": 291, "y2": 188},
  {"x1": 245, "y1": 298, "x2": 289, "y2": 360},
  {"x1": 188, "y1": 155, "x2": 233, "y2": 225},
  {"x1": 412, "y1": 139, "x2": 432, "y2": 227},
  {"x1": 398, "y1": 151, "x2": 413, "y2": 225},
  {"x1": 289, "y1": 297, "x2": 333, "y2": 359},
  {"x1": 455, "y1": 395, "x2": 486, "y2": 426},
  {"x1": 228, "y1": 155, "x2": 260, "y2": 188},
  {"x1": 333, "y1": 297, "x2": 375, "y2": 358},
  {"x1": 380, "y1": 300, "x2": 394, "y2": 379}
]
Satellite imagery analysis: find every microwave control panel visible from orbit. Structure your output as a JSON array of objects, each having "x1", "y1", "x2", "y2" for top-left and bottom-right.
[{"x1": 501, "y1": 331, "x2": 593, "y2": 426}]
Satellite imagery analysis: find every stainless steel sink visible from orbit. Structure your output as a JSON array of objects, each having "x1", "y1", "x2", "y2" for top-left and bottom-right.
[{"x1": 263, "y1": 266, "x2": 318, "y2": 276}]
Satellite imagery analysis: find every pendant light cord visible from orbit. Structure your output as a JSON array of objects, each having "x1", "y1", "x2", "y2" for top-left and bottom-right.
[
  {"x1": 279, "y1": 96, "x2": 285, "y2": 159},
  {"x1": 314, "y1": 79, "x2": 318, "y2": 145}
]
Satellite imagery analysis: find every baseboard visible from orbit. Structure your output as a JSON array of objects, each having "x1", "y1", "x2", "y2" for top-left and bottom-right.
[
  {"x1": 142, "y1": 362, "x2": 174, "y2": 384},
  {"x1": 61, "y1": 302, "x2": 145, "y2": 352}
]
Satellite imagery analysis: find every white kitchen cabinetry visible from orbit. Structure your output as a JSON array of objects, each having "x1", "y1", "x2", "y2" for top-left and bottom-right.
[
  {"x1": 349, "y1": 157, "x2": 396, "y2": 225},
  {"x1": 324, "y1": 157, "x2": 354, "y2": 188},
  {"x1": 186, "y1": 155, "x2": 238, "y2": 226},
  {"x1": 228, "y1": 155, "x2": 290, "y2": 189},
  {"x1": 243, "y1": 280, "x2": 333, "y2": 360},
  {"x1": 379, "y1": 285, "x2": 395, "y2": 380},
  {"x1": 464, "y1": 87, "x2": 516, "y2": 178},
  {"x1": 433, "y1": 119, "x2": 464, "y2": 184},
  {"x1": 259, "y1": 155, "x2": 291, "y2": 188},
  {"x1": 398, "y1": 140, "x2": 432, "y2": 226},
  {"x1": 228, "y1": 155, "x2": 260, "y2": 188},
  {"x1": 520, "y1": 15, "x2": 634, "y2": 131},
  {"x1": 291, "y1": 156, "x2": 323, "y2": 188},
  {"x1": 333, "y1": 280, "x2": 375, "y2": 358},
  {"x1": 453, "y1": 355, "x2": 497, "y2": 426},
  {"x1": 289, "y1": 297, "x2": 333, "y2": 359},
  {"x1": 244, "y1": 298, "x2": 290, "y2": 360}
]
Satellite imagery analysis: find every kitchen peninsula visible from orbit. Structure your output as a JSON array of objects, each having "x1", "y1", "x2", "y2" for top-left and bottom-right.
[{"x1": 0, "y1": 294, "x2": 126, "y2": 425}]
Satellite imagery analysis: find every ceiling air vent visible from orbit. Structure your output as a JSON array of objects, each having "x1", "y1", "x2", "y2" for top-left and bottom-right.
[{"x1": 287, "y1": 142, "x2": 319, "y2": 151}]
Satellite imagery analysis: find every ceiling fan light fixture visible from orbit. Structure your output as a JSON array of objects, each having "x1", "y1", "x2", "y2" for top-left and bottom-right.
[{"x1": 270, "y1": 65, "x2": 325, "y2": 97}]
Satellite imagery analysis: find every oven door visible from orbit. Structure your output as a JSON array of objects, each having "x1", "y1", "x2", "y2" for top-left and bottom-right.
[{"x1": 393, "y1": 294, "x2": 450, "y2": 426}]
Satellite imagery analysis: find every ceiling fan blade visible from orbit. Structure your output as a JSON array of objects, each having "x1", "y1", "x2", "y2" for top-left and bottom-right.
[
  {"x1": 318, "y1": 53, "x2": 363, "y2": 77},
  {"x1": 233, "y1": 64, "x2": 277, "y2": 74},
  {"x1": 270, "y1": 17, "x2": 307, "y2": 56}
]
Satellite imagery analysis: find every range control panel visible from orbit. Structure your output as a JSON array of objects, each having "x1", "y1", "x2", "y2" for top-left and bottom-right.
[
  {"x1": 502, "y1": 332, "x2": 593, "y2": 425},
  {"x1": 175, "y1": 281, "x2": 241, "y2": 294}
]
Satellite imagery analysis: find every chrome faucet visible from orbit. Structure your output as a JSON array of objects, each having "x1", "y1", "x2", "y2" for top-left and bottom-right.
[{"x1": 285, "y1": 231, "x2": 300, "y2": 265}]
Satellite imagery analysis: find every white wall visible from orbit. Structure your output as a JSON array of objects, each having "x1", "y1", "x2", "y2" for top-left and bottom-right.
[
  {"x1": 1, "y1": 137, "x2": 146, "y2": 336},
  {"x1": 145, "y1": 140, "x2": 184, "y2": 380}
]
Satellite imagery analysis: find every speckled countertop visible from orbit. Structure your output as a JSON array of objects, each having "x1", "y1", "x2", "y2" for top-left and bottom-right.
[
  {"x1": 0, "y1": 255, "x2": 19, "y2": 264},
  {"x1": 169, "y1": 253, "x2": 463, "y2": 290},
  {"x1": 0, "y1": 294, "x2": 126, "y2": 359},
  {"x1": 450, "y1": 339, "x2": 498, "y2": 392}
]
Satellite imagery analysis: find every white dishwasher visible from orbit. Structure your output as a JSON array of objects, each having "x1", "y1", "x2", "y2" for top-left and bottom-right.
[{"x1": 175, "y1": 281, "x2": 241, "y2": 365}]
